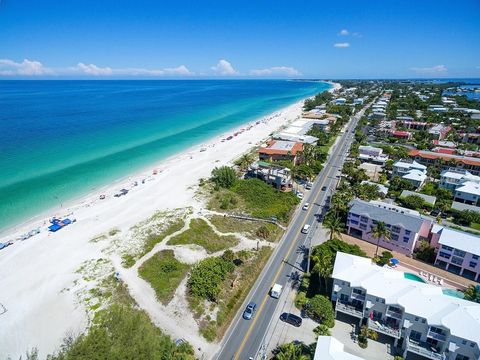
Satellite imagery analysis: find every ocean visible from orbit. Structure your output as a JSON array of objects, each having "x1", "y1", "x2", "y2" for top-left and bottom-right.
[{"x1": 0, "y1": 80, "x2": 330, "y2": 231}]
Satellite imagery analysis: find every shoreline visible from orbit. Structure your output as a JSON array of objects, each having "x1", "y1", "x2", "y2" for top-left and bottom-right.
[
  {"x1": 0, "y1": 82, "x2": 339, "y2": 359},
  {"x1": 0, "y1": 82, "x2": 336, "y2": 238}
]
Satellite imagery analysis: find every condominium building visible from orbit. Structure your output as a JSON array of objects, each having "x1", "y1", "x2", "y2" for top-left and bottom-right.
[
  {"x1": 409, "y1": 150, "x2": 480, "y2": 176},
  {"x1": 392, "y1": 160, "x2": 428, "y2": 189},
  {"x1": 332, "y1": 252, "x2": 480, "y2": 360},
  {"x1": 430, "y1": 224, "x2": 480, "y2": 282},
  {"x1": 258, "y1": 140, "x2": 303, "y2": 165},
  {"x1": 439, "y1": 169, "x2": 480, "y2": 192},
  {"x1": 347, "y1": 199, "x2": 432, "y2": 255}
]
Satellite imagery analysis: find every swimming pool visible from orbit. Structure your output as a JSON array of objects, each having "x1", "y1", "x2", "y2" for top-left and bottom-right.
[
  {"x1": 404, "y1": 273, "x2": 426, "y2": 283},
  {"x1": 442, "y1": 288, "x2": 465, "y2": 299}
]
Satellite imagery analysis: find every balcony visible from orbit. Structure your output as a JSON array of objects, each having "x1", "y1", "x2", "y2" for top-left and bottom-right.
[
  {"x1": 386, "y1": 308, "x2": 403, "y2": 320},
  {"x1": 427, "y1": 329, "x2": 447, "y2": 342},
  {"x1": 351, "y1": 292, "x2": 366, "y2": 301},
  {"x1": 367, "y1": 319, "x2": 401, "y2": 339},
  {"x1": 407, "y1": 340, "x2": 445, "y2": 360},
  {"x1": 335, "y1": 301, "x2": 364, "y2": 318}
]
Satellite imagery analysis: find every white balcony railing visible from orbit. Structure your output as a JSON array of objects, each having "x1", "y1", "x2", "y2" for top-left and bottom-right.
[
  {"x1": 386, "y1": 308, "x2": 403, "y2": 320},
  {"x1": 427, "y1": 329, "x2": 447, "y2": 342},
  {"x1": 367, "y1": 319, "x2": 401, "y2": 339},
  {"x1": 407, "y1": 340, "x2": 446, "y2": 360},
  {"x1": 335, "y1": 301, "x2": 363, "y2": 318}
]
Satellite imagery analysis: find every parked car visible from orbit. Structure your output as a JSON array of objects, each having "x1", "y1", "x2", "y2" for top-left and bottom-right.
[
  {"x1": 243, "y1": 301, "x2": 257, "y2": 320},
  {"x1": 301, "y1": 224, "x2": 311, "y2": 234},
  {"x1": 280, "y1": 312, "x2": 302, "y2": 327},
  {"x1": 296, "y1": 192, "x2": 304, "y2": 199},
  {"x1": 302, "y1": 203, "x2": 310, "y2": 210},
  {"x1": 430, "y1": 209, "x2": 440, "y2": 217}
]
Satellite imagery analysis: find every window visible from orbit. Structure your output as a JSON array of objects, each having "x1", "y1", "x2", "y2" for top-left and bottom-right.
[
  {"x1": 405, "y1": 230, "x2": 411, "y2": 235},
  {"x1": 469, "y1": 261, "x2": 477, "y2": 268},
  {"x1": 470, "y1": 342, "x2": 475, "y2": 348},
  {"x1": 462, "y1": 340, "x2": 467, "y2": 345},
  {"x1": 439, "y1": 251, "x2": 451, "y2": 259},
  {"x1": 350, "y1": 213, "x2": 359, "y2": 218},
  {"x1": 454, "y1": 249, "x2": 466, "y2": 257},
  {"x1": 415, "y1": 317, "x2": 419, "y2": 322},
  {"x1": 353, "y1": 288, "x2": 363, "y2": 295},
  {"x1": 455, "y1": 354, "x2": 469, "y2": 360},
  {"x1": 410, "y1": 330, "x2": 422, "y2": 341},
  {"x1": 473, "y1": 255, "x2": 479, "y2": 260},
  {"x1": 360, "y1": 223, "x2": 367, "y2": 230},
  {"x1": 403, "y1": 236, "x2": 409, "y2": 243},
  {"x1": 350, "y1": 220, "x2": 359, "y2": 225},
  {"x1": 421, "y1": 318, "x2": 426, "y2": 323},
  {"x1": 442, "y1": 245, "x2": 454, "y2": 251},
  {"x1": 360, "y1": 216, "x2": 369, "y2": 223},
  {"x1": 451, "y1": 256, "x2": 464, "y2": 265},
  {"x1": 392, "y1": 226, "x2": 401, "y2": 233},
  {"x1": 391, "y1": 234, "x2": 399, "y2": 241}
]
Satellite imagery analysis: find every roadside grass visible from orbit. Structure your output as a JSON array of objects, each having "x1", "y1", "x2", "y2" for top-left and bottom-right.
[
  {"x1": 167, "y1": 218, "x2": 238, "y2": 253},
  {"x1": 138, "y1": 250, "x2": 190, "y2": 305},
  {"x1": 471, "y1": 222, "x2": 480, "y2": 231},
  {"x1": 209, "y1": 215, "x2": 284, "y2": 242},
  {"x1": 207, "y1": 178, "x2": 299, "y2": 224},
  {"x1": 195, "y1": 247, "x2": 273, "y2": 342}
]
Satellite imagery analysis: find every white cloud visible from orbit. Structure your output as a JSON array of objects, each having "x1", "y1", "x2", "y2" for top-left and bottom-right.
[
  {"x1": 339, "y1": 29, "x2": 349, "y2": 36},
  {"x1": 410, "y1": 65, "x2": 448, "y2": 75},
  {"x1": 211, "y1": 59, "x2": 238, "y2": 75},
  {"x1": 249, "y1": 66, "x2": 301, "y2": 77},
  {"x1": 75, "y1": 63, "x2": 193, "y2": 76},
  {"x1": 334, "y1": 42, "x2": 350, "y2": 48},
  {"x1": 76, "y1": 62, "x2": 113, "y2": 76},
  {"x1": 0, "y1": 58, "x2": 53, "y2": 76}
]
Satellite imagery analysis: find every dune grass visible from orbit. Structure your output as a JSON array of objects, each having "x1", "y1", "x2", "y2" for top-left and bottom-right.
[
  {"x1": 167, "y1": 218, "x2": 238, "y2": 253},
  {"x1": 138, "y1": 250, "x2": 190, "y2": 305},
  {"x1": 209, "y1": 215, "x2": 284, "y2": 242}
]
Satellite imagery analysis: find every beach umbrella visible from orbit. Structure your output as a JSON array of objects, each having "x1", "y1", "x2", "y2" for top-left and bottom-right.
[{"x1": 390, "y1": 258, "x2": 400, "y2": 266}]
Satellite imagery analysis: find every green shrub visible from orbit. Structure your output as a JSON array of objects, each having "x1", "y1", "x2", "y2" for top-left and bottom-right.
[
  {"x1": 211, "y1": 166, "x2": 237, "y2": 188},
  {"x1": 305, "y1": 295, "x2": 335, "y2": 327}
]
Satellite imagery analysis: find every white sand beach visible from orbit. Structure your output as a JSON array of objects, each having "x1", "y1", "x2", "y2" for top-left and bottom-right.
[{"x1": 0, "y1": 83, "x2": 340, "y2": 359}]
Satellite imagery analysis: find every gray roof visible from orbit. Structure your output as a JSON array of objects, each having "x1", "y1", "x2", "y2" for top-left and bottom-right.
[
  {"x1": 451, "y1": 201, "x2": 480, "y2": 214},
  {"x1": 349, "y1": 199, "x2": 428, "y2": 233},
  {"x1": 400, "y1": 190, "x2": 436, "y2": 205}
]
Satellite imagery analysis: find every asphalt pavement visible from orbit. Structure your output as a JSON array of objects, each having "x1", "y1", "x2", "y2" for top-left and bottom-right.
[{"x1": 214, "y1": 105, "x2": 369, "y2": 360}]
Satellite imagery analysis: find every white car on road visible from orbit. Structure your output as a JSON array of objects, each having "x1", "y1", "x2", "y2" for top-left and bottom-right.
[
  {"x1": 302, "y1": 203, "x2": 310, "y2": 210},
  {"x1": 301, "y1": 224, "x2": 311, "y2": 234}
]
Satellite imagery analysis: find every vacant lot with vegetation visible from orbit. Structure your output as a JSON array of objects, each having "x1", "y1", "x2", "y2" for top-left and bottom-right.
[
  {"x1": 208, "y1": 178, "x2": 299, "y2": 223},
  {"x1": 138, "y1": 250, "x2": 191, "y2": 305},
  {"x1": 208, "y1": 214, "x2": 284, "y2": 242},
  {"x1": 187, "y1": 247, "x2": 273, "y2": 342},
  {"x1": 167, "y1": 218, "x2": 238, "y2": 253}
]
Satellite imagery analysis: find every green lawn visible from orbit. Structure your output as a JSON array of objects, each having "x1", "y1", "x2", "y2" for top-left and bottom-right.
[
  {"x1": 138, "y1": 250, "x2": 190, "y2": 305},
  {"x1": 209, "y1": 215, "x2": 283, "y2": 242},
  {"x1": 167, "y1": 218, "x2": 238, "y2": 253}
]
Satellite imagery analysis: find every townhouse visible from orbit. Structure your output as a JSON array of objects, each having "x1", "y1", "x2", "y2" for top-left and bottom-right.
[
  {"x1": 332, "y1": 252, "x2": 480, "y2": 360},
  {"x1": 347, "y1": 199, "x2": 432, "y2": 255},
  {"x1": 430, "y1": 224, "x2": 480, "y2": 282},
  {"x1": 409, "y1": 150, "x2": 480, "y2": 176}
]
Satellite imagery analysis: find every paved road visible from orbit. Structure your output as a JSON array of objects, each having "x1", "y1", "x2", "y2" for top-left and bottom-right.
[{"x1": 214, "y1": 104, "x2": 370, "y2": 360}]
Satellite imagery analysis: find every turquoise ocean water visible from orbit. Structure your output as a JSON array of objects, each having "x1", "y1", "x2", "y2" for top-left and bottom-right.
[{"x1": 0, "y1": 80, "x2": 330, "y2": 231}]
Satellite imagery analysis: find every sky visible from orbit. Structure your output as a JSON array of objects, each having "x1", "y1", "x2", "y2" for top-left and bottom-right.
[{"x1": 0, "y1": 0, "x2": 479, "y2": 79}]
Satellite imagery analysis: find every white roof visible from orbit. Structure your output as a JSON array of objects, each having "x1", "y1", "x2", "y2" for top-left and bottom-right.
[
  {"x1": 441, "y1": 169, "x2": 474, "y2": 181},
  {"x1": 433, "y1": 225, "x2": 480, "y2": 256},
  {"x1": 456, "y1": 181, "x2": 480, "y2": 196},
  {"x1": 314, "y1": 337, "x2": 365, "y2": 360},
  {"x1": 394, "y1": 160, "x2": 427, "y2": 171},
  {"x1": 402, "y1": 169, "x2": 427, "y2": 182},
  {"x1": 332, "y1": 252, "x2": 480, "y2": 344}
]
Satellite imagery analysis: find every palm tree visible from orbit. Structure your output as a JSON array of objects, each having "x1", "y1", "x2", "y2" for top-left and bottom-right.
[
  {"x1": 463, "y1": 285, "x2": 480, "y2": 303},
  {"x1": 367, "y1": 221, "x2": 391, "y2": 257},
  {"x1": 237, "y1": 153, "x2": 254, "y2": 171},
  {"x1": 323, "y1": 214, "x2": 343, "y2": 240},
  {"x1": 274, "y1": 342, "x2": 309, "y2": 360},
  {"x1": 312, "y1": 251, "x2": 333, "y2": 293}
]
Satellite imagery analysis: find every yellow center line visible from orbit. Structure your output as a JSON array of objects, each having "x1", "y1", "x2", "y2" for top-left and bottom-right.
[{"x1": 233, "y1": 147, "x2": 341, "y2": 359}]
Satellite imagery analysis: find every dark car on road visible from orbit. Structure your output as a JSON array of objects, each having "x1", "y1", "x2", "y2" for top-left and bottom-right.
[
  {"x1": 280, "y1": 312, "x2": 302, "y2": 327},
  {"x1": 321, "y1": 186, "x2": 327, "y2": 191},
  {"x1": 243, "y1": 302, "x2": 257, "y2": 320}
]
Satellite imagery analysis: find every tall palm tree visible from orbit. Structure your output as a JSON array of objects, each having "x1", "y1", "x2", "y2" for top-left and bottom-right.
[
  {"x1": 323, "y1": 214, "x2": 344, "y2": 241},
  {"x1": 311, "y1": 251, "x2": 333, "y2": 293},
  {"x1": 367, "y1": 221, "x2": 391, "y2": 257},
  {"x1": 274, "y1": 342, "x2": 309, "y2": 360},
  {"x1": 237, "y1": 153, "x2": 254, "y2": 171}
]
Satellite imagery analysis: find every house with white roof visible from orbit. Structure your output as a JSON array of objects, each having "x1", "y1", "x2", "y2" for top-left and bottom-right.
[
  {"x1": 392, "y1": 160, "x2": 428, "y2": 189},
  {"x1": 454, "y1": 181, "x2": 480, "y2": 206},
  {"x1": 336, "y1": 98, "x2": 347, "y2": 105},
  {"x1": 331, "y1": 252, "x2": 480, "y2": 360},
  {"x1": 314, "y1": 336, "x2": 365, "y2": 360},
  {"x1": 358, "y1": 145, "x2": 389, "y2": 165},
  {"x1": 347, "y1": 199, "x2": 432, "y2": 255},
  {"x1": 430, "y1": 224, "x2": 480, "y2": 281}
]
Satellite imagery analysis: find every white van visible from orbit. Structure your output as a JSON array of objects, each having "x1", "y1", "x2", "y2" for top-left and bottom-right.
[
  {"x1": 270, "y1": 283, "x2": 283, "y2": 299},
  {"x1": 301, "y1": 224, "x2": 311, "y2": 234}
]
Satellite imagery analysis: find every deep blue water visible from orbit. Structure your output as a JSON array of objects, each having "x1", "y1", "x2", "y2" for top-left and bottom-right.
[{"x1": 0, "y1": 80, "x2": 330, "y2": 231}]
